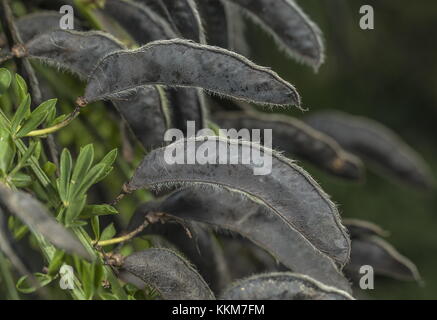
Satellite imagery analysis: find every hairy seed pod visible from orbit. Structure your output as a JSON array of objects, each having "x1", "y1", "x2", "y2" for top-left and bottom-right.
[
  {"x1": 122, "y1": 248, "x2": 215, "y2": 300},
  {"x1": 225, "y1": 0, "x2": 325, "y2": 70},
  {"x1": 84, "y1": 39, "x2": 300, "y2": 107},
  {"x1": 304, "y1": 111, "x2": 433, "y2": 189},
  {"x1": 0, "y1": 183, "x2": 90, "y2": 260},
  {"x1": 126, "y1": 136, "x2": 350, "y2": 266},
  {"x1": 161, "y1": 0, "x2": 206, "y2": 43},
  {"x1": 16, "y1": 11, "x2": 82, "y2": 43},
  {"x1": 221, "y1": 272, "x2": 354, "y2": 300},
  {"x1": 345, "y1": 236, "x2": 420, "y2": 282},
  {"x1": 213, "y1": 111, "x2": 364, "y2": 180},
  {"x1": 136, "y1": 186, "x2": 351, "y2": 292},
  {"x1": 102, "y1": 0, "x2": 178, "y2": 44},
  {"x1": 344, "y1": 219, "x2": 389, "y2": 239}
]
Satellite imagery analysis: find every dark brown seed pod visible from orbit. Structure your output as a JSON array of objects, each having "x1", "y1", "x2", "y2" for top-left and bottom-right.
[
  {"x1": 225, "y1": 0, "x2": 325, "y2": 70},
  {"x1": 345, "y1": 236, "x2": 421, "y2": 283},
  {"x1": 213, "y1": 110, "x2": 364, "y2": 180},
  {"x1": 126, "y1": 136, "x2": 350, "y2": 267},
  {"x1": 84, "y1": 39, "x2": 301, "y2": 107},
  {"x1": 0, "y1": 183, "x2": 90, "y2": 260},
  {"x1": 122, "y1": 248, "x2": 215, "y2": 300},
  {"x1": 16, "y1": 11, "x2": 82, "y2": 43},
  {"x1": 221, "y1": 272, "x2": 354, "y2": 300},
  {"x1": 304, "y1": 111, "x2": 434, "y2": 189},
  {"x1": 102, "y1": 0, "x2": 178, "y2": 44}
]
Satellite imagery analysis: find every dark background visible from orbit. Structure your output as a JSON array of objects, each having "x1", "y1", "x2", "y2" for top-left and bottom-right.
[{"x1": 245, "y1": 0, "x2": 437, "y2": 299}]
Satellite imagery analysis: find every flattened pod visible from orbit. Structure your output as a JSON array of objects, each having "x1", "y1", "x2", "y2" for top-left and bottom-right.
[
  {"x1": 102, "y1": 0, "x2": 178, "y2": 44},
  {"x1": 344, "y1": 219, "x2": 389, "y2": 239},
  {"x1": 0, "y1": 184, "x2": 90, "y2": 260},
  {"x1": 24, "y1": 30, "x2": 125, "y2": 80},
  {"x1": 161, "y1": 0, "x2": 205, "y2": 43},
  {"x1": 139, "y1": 187, "x2": 351, "y2": 292},
  {"x1": 345, "y1": 236, "x2": 420, "y2": 282},
  {"x1": 126, "y1": 136, "x2": 350, "y2": 266},
  {"x1": 225, "y1": 0, "x2": 325, "y2": 69},
  {"x1": 221, "y1": 273, "x2": 354, "y2": 300},
  {"x1": 304, "y1": 111, "x2": 433, "y2": 189},
  {"x1": 112, "y1": 86, "x2": 169, "y2": 150},
  {"x1": 16, "y1": 11, "x2": 82, "y2": 43},
  {"x1": 84, "y1": 39, "x2": 301, "y2": 107},
  {"x1": 197, "y1": 0, "x2": 228, "y2": 48},
  {"x1": 214, "y1": 111, "x2": 364, "y2": 180},
  {"x1": 122, "y1": 248, "x2": 215, "y2": 300}
]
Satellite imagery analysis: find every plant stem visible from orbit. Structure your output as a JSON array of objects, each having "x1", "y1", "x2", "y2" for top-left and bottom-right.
[
  {"x1": 25, "y1": 107, "x2": 80, "y2": 137},
  {"x1": 95, "y1": 220, "x2": 150, "y2": 247}
]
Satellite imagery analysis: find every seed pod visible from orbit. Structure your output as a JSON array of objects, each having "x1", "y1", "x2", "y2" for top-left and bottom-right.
[
  {"x1": 122, "y1": 248, "x2": 215, "y2": 300},
  {"x1": 16, "y1": 11, "x2": 82, "y2": 43},
  {"x1": 0, "y1": 183, "x2": 90, "y2": 260},
  {"x1": 102, "y1": 0, "x2": 178, "y2": 44},
  {"x1": 344, "y1": 219, "x2": 389, "y2": 239},
  {"x1": 135, "y1": 0, "x2": 176, "y2": 31},
  {"x1": 304, "y1": 111, "x2": 433, "y2": 189},
  {"x1": 221, "y1": 272, "x2": 354, "y2": 300},
  {"x1": 165, "y1": 87, "x2": 207, "y2": 133},
  {"x1": 197, "y1": 0, "x2": 228, "y2": 48},
  {"x1": 161, "y1": 0, "x2": 205, "y2": 43},
  {"x1": 84, "y1": 39, "x2": 300, "y2": 107},
  {"x1": 129, "y1": 207, "x2": 231, "y2": 293},
  {"x1": 225, "y1": 0, "x2": 325, "y2": 70},
  {"x1": 345, "y1": 236, "x2": 420, "y2": 282},
  {"x1": 112, "y1": 86, "x2": 169, "y2": 150},
  {"x1": 213, "y1": 111, "x2": 364, "y2": 180},
  {"x1": 126, "y1": 136, "x2": 350, "y2": 266},
  {"x1": 24, "y1": 30, "x2": 125, "y2": 80}
]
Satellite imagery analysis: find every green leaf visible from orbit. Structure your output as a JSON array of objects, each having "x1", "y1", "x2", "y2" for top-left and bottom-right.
[
  {"x1": 65, "y1": 195, "x2": 87, "y2": 226},
  {"x1": 70, "y1": 163, "x2": 107, "y2": 200},
  {"x1": 16, "y1": 273, "x2": 53, "y2": 294},
  {"x1": 0, "y1": 68, "x2": 12, "y2": 95},
  {"x1": 58, "y1": 149, "x2": 73, "y2": 204},
  {"x1": 11, "y1": 172, "x2": 32, "y2": 187},
  {"x1": 14, "y1": 74, "x2": 28, "y2": 102},
  {"x1": 16, "y1": 99, "x2": 57, "y2": 137},
  {"x1": 80, "y1": 204, "x2": 119, "y2": 219},
  {"x1": 11, "y1": 93, "x2": 31, "y2": 134},
  {"x1": 10, "y1": 140, "x2": 38, "y2": 175},
  {"x1": 47, "y1": 250, "x2": 65, "y2": 277},
  {"x1": 99, "y1": 148, "x2": 118, "y2": 167},
  {"x1": 0, "y1": 128, "x2": 15, "y2": 175},
  {"x1": 93, "y1": 263, "x2": 104, "y2": 290},
  {"x1": 100, "y1": 223, "x2": 116, "y2": 242},
  {"x1": 91, "y1": 216, "x2": 100, "y2": 240},
  {"x1": 43, "y1": 161, "x2": 57, "y2": 179},
  {"x1": 70, "y1": 144, "x2": 94, "y2": 193},
  {"x1": 81, "y1": 262, "x2": 95, "y2": 300}
]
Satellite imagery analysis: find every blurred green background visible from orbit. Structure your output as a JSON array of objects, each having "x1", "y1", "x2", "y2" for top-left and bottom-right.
[{"x1": 246, "y1": 0, "x2": 437, "y2": 299}]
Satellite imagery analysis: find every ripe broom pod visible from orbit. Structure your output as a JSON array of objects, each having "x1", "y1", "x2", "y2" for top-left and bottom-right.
[
  {"x1": 225, "y1": 0, "x2": 325, "y2": 70},
  {"x1": 0, "y1": 183, "x2": 90, "y2": 260},
  {"x1": 304, "y1": 111, "x2": 433, "y2": 189},
  {"x1": 221, "y1": 272, "x2": 354, "y2": 300},
  {"x1": 161, "y1": 0, "x2": 206, "y2": 43},
  {"x1": 213, "y1": 111, "x2": 364, "y2": 180},
  {"x1": 345, "y1": 236, "x2": 420, "y2": 282},
  {"x1": 102, "y1": 0, "x2": 178, "y2": 44},
  {"x1": 130, "y1": 186, "x2": 351, "y2": 291},
  {"x1": 126, "y1": 136, "x2": 350, "y2": 267},
  {"x1": 83, "y1": 39, "x2": 301, "y2": 107},
  {"x1": 122, "y1": 248, "x2": 215, "y2": 300},
  {"x1": 129, "y1": 207, "x2": 231, "y2": 293},
  {"x1": 24, "y1": 30, "x2": 125, "y2": 80},
  {"x1": 16, "y1": 11, "x2": 82, "y2": 43}
]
